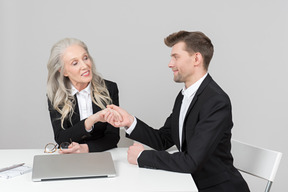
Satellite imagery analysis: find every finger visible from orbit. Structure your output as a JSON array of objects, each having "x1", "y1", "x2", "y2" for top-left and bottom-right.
[
  {"x1": 113, "y1": 110, "x2": 123, "y2": 122},
  {"x1": 68, "y1": 142, "x2": 76, "y2": 148},
  {"x1": 60, "y1": 148, "x2": 72, "y2": 154},
  {"x1": 106, "y1": 109, "x2": 122, "y2": 125},
  {"x1": 106, "y1": 112, "x2": 114, "y2": 124},
  {"x1": 134, "y1": 142, "x2": 141, "y2": 146},
  {"x1": 127, "y1": 146, "x2": 133, "y2": 153},
  {"x1": 107, "y1": 105, "x2": 121, "y2": 113},
  {"x1": 106, "y1": 104, "x2": 115, "y2": 109},
  {"x1": 114, "y1": 121, "x2": 121, "y2": 127},
  {"x1": 106, "y1": 110, "x2": 118, "y2": 124},
  {"x1": 103, "y1": 110, "x2": 111, "y2": 121},
  {"x1": 99, "y1": 110, "x2": 106, "y2": 120},
  {"x1": 127, "y1": 146, "x2": 132, "y2": 154},
  {"x1": 62, "y1": 142, "x2": 77, "y2": 153},
  {"x1": 68, "y1": 144, "x2": 80, "y2": 153}
]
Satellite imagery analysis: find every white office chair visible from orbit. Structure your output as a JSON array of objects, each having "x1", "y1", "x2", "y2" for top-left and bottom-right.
[{"x1": 231, "y1": 139, "x2": 282, "y2": 192}]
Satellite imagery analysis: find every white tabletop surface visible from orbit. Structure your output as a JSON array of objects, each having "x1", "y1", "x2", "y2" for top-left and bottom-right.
[{"x1": 0, "y1": 148, "x2": 198, "y2": 192}]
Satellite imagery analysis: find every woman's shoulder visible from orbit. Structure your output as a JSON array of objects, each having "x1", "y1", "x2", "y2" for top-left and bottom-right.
[
  {"x1": 103, "y1": 79, "x2": 118, "y2": 88},
  {"x1": 104, "y1": 79, "x2": 118, "y2": 90}
]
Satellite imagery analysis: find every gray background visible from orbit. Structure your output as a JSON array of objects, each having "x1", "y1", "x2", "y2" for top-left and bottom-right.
[{"x1": 0, "y1": 0, "x2": 287, "y2": 191}]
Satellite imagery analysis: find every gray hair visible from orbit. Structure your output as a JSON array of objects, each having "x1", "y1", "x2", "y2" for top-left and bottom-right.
[{"x1": 46, "y1": 38, "x2": 112, "y2": 129}]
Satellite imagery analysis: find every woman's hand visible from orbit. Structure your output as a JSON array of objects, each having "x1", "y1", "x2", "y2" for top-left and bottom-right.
[{"x1": 58, "y1": 142, "x2": 89, "y2": 154}]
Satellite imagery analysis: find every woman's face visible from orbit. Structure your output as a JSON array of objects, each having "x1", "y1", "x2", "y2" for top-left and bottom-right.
[{"x1": 62, "y1": 44, "x2": 93, "y2": 91}]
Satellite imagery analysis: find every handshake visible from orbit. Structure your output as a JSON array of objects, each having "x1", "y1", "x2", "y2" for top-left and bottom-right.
[
  {"x1": 97, "y1": 104, "x2": 134, "y2": 129},
  {"x1": 62, "y1": 104, "x2": 144, "y2": 162}
]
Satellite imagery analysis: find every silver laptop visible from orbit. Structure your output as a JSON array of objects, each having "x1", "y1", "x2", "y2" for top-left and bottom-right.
[{"x1": 32, "y1": 152, "x2": 116, "y2": 182}]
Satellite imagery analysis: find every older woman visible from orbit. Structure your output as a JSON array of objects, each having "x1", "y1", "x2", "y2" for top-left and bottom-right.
[{"x1": 46, "y1": 38, "x2": 120, "y2": 153}]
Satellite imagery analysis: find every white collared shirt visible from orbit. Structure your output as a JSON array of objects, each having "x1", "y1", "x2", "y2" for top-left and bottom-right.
[
  {"x1": 71, "y1": 83, "x2": 93, "y2": 131},
  {"x1": 178, "y1": 73, "x2": 207, "y2": 149}
]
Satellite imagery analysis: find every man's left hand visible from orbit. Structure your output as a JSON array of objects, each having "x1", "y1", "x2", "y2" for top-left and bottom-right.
[{"x1": 127, "y1": 142, "x2": 145, "y2": 165}]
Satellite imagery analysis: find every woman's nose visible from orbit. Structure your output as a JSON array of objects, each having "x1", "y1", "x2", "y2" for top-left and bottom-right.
[{"x1": 80, "y1": 60, "x2": 88, "y2": 69}]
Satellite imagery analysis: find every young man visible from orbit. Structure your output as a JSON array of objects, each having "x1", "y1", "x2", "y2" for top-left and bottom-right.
[{"x1": 106, "y1": 31, "x2": 250, "y2": 192}]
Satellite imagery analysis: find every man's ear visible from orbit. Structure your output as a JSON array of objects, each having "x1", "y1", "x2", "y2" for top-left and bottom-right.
[{"x1": 194, "y1": 52, "x2": 203, "y2": 66}]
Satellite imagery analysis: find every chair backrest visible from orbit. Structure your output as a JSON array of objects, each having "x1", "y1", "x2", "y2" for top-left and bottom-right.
[{"x1": 231, "y1": 139, "x2": 282, "y2": 192}]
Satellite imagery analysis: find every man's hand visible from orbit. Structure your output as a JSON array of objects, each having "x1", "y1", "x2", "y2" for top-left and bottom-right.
[{"x1": 127, "y1": 143, "x2": 145, "y2": 165}]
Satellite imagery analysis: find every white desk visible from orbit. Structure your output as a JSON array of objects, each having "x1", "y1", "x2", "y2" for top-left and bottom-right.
[{"x1": 0, "y1": 148, "x2": 198, "y2": 192}]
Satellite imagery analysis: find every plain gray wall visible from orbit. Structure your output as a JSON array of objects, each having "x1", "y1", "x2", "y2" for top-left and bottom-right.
[{"x1": 0, "y1": 0, "x2": 287, "y2": 191}]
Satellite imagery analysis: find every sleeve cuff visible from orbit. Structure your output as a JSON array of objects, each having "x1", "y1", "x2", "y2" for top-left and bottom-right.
[
  {"x1": 86, "y1": 125, "x2": 94, "y2": 132},
  {"x1": 125, "y1": 116, "x2": 137, "y2": 135}
]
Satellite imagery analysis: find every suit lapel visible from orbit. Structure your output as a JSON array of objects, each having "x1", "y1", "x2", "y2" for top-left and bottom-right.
[
  {"x1": 185, "y1": 74, "x2": 212, "y2": 119},
  {"x1": 71, "y1": 96, "x2": 80, "y2": 124},
  {"x1": 181, "y1": 74, "x2": 212, "y2": 147},
  {"x1": 173, "y1": 91, "x2": 183, "y2": 150}
]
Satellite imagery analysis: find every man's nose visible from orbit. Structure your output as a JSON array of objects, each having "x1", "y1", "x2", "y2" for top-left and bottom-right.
[{"x1": 168, "y1": 59, "x2": 174, "y2": 68}]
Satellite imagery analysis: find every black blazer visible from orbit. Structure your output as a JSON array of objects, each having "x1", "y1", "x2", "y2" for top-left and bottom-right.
[
  {"x1": 48, "y1": 80, "x2": 120, "y2": 152},
  {"x1": 127, "y1": 74, "x2": 249, "y2": 191}
]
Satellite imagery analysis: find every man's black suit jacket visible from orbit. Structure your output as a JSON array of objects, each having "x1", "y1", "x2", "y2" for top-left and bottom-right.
[
  {"x1": 48, "y1": 80, "x2": 120, "y2": 152},
  {"x1": 127, "y1": 74, "x2": 250, "y2": 191}
]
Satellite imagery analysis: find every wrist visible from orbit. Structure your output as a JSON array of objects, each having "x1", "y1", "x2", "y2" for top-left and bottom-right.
[
  {"x1": 128, "y1": 115, "x2": 134, "y2": 127},
  {"x1": 85, "y1": 116, "x2": 94, "y2": 131},
  {"x1": 80, "y1": 144, "x2": 89, "y2": 153}
]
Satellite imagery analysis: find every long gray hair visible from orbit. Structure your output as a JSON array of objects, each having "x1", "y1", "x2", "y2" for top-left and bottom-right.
[{"x1": 46, "y1": 38, "x2": 112, "y2": 129}]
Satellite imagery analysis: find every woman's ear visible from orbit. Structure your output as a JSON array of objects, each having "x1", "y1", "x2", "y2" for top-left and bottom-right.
[{"x1": 59, "y1": 68, "x2": 68, "y2": 77}]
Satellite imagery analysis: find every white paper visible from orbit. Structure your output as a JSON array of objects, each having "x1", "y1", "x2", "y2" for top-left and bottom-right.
[{"x1": 0, "y1": 165, "x2": 32, "y2": 179}]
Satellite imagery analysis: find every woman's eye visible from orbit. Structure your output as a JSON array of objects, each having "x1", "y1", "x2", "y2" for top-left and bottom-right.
[
  {"x1": 72, "y1": 61, "x2": 78, "y2": 66},
  {"x1": 83, "y1": 55, "x2": 89, "y2": 60}
]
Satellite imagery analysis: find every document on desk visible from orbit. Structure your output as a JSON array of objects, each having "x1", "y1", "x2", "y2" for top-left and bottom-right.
[{"x1": 0, "y1": 163, "x2": 32, "y2": 179}]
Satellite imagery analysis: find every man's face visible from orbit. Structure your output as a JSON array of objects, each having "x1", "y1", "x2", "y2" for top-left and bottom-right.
[{"x1": 168, "y1": 42, "x2": 195, "y2": 86}]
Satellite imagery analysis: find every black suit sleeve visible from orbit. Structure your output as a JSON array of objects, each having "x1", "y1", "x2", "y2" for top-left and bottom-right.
[
  {"x1": 48, "y1": 99, "x2": 91, "y2": 144},
  {"x1": 129, "y1": 93, "x2": 232, "y2": 174},
  {"x1": 47, "y1": 80, "x2": 120, "y2": 152}
]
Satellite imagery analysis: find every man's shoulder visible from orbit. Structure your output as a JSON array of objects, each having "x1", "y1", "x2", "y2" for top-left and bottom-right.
[
  {"x1": 202, "y1": 75, "x2": 228, "y2": 95},
  {"x1": 198, "y1": 75, "x2": 231, "y2": 104}
]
